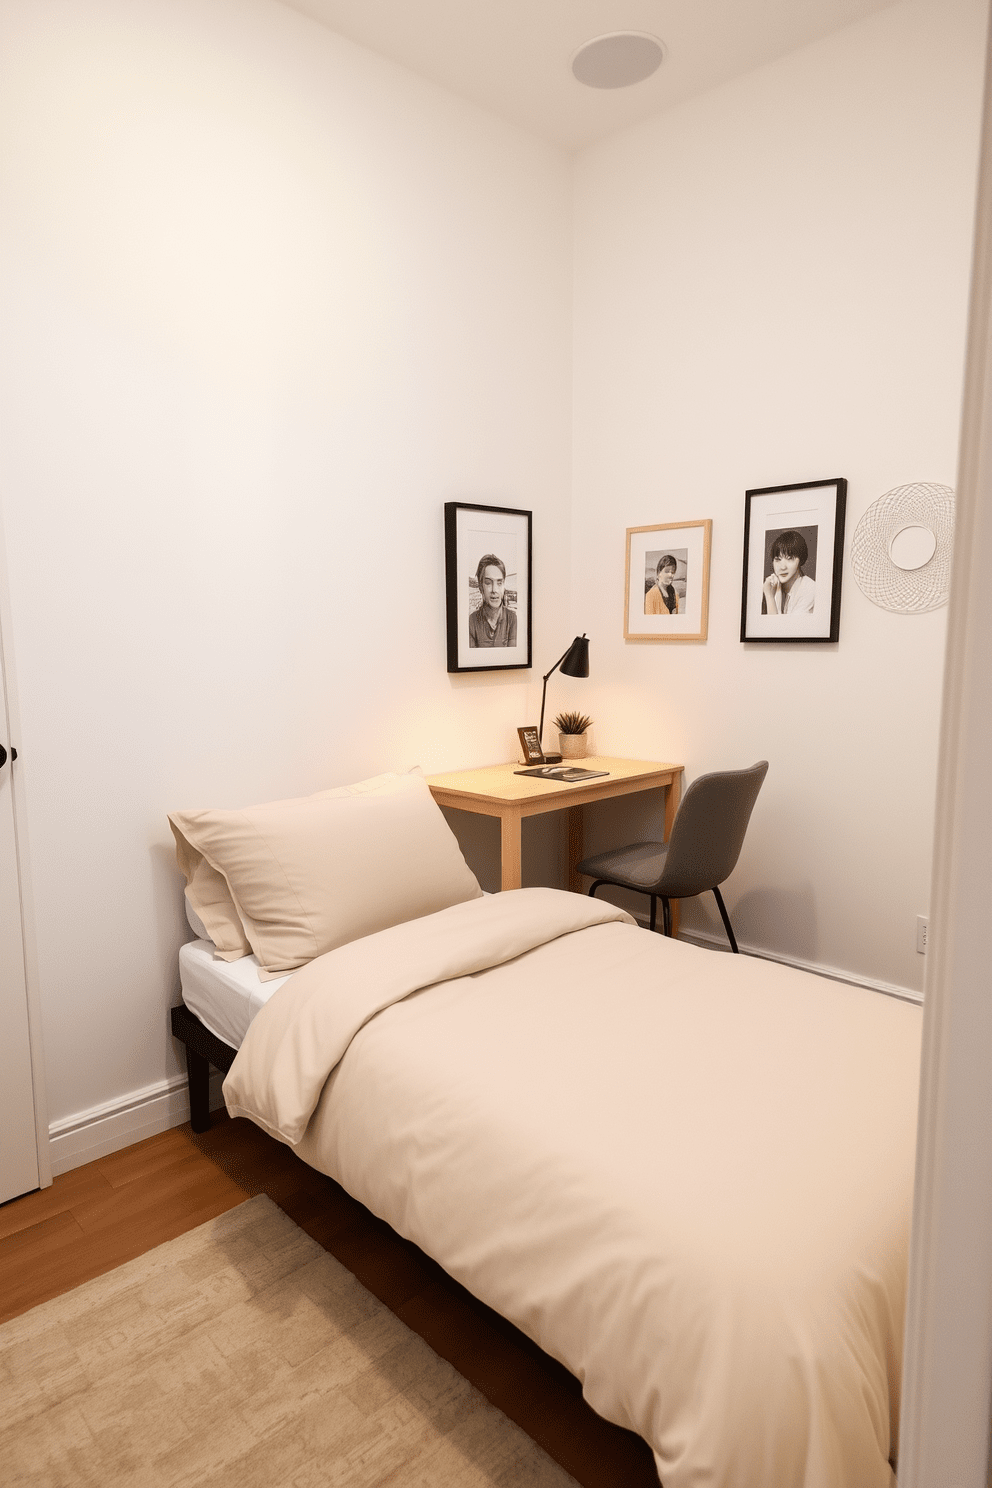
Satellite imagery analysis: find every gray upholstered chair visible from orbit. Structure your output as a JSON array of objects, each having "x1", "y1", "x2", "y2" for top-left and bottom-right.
[{"x1": 577, "y1": 761, "x2": 768, "y2": 952}]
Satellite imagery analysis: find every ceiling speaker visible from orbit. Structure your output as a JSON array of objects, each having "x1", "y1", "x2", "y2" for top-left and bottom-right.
[{"x1": 571, "y1": 32, "x2": 665, "y2": 90}]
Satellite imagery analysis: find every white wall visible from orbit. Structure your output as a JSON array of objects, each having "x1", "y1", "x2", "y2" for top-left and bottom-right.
[
  {"x1": 571, "y1": 0, "x2": 986, "y2": 996},
  {"x1": 0, "y1": 0, "x2": 573, "y2": 1149}
]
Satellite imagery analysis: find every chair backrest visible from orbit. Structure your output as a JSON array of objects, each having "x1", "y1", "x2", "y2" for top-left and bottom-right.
[{"x1": 657, "y1": 762, "x2": 769, "y2": 899}]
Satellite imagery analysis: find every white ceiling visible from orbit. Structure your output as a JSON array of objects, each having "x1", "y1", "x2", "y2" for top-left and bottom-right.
[{"x1": 277, "y1": 0, "x2": 902, "y2": 150}]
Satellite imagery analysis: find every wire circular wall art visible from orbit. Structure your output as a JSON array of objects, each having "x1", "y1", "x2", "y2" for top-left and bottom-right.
[{"x1": 850, "y1": 482, "x2": 955, "y2": 613}]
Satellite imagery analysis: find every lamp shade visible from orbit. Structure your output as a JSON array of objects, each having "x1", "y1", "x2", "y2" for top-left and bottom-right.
[{"x1": 559, "y1": 634, "x2": 590, "y2": 678}]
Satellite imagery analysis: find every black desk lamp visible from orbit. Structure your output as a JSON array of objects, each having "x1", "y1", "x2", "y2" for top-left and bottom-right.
[{"x1": 538, "y1": 634, "x2": 590, "y2": 762}]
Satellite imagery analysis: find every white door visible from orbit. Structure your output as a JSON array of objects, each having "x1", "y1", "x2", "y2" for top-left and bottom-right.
[{"x1": 0, "y1": 651, "x2": 39, "y2": 1203}]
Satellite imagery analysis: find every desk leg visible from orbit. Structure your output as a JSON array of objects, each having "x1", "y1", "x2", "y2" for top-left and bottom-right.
[
  {"x1": 567, "y1": 805, "x2": 584, "y2": 894},
  {"x1": 500, "y1": 811, "x2": 523, "y2": 891},
  {"x1": 666, "y1": 773, "x2": 683, "y2": 937}
]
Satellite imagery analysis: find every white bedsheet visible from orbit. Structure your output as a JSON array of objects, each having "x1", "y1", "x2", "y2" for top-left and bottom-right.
[
  {"x1": 223, "y1": 888, "x2": 922, "y2": 1488},
  {"x1": 178, "y1": 939, "x2": 290, "y2": 1050}
]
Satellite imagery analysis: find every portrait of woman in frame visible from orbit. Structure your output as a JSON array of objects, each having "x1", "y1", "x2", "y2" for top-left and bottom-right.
[
  {"x1": 624, "y1": 520, "x2": 712, "y2": 642},
  {"x1": 740, "y1": 479, "x2": 847, "y2": 643}
]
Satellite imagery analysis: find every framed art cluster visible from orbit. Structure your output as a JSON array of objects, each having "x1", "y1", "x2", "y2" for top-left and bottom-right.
[
  {"x1": 621, "y1": 477, "x2": 847, "y2": 649},
  {"x1": 442, "y1": 478, "x2": 850, "y2": 676}
]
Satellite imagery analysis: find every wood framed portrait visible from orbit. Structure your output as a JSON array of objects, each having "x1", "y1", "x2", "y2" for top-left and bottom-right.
[
  {"x1": 624, "y1": 520, "x2": 712, "y2": 642},
  {"x1": 445, "y1": 502, "x2": 533, "y2": 673},
  {"x1": 740, "y1": 478, "x2": 847, "y2": 643}
]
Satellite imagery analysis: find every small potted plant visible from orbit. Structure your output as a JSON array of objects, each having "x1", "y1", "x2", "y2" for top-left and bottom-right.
[{"x1": 553, "y1": 710, "x2": 593, "y2": 760}]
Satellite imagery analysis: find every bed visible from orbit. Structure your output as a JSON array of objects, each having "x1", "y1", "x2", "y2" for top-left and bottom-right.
[{"x1": 168, "y1": 770, "x2": 922, "y2": 1488}]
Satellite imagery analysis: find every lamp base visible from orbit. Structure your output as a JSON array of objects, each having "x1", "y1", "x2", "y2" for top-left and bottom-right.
[{"x1": 541, "y1": 753, "x2": 563, "y2": 764}]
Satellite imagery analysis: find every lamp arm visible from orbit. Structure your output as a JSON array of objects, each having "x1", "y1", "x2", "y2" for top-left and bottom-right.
[
  {"x1": 539, "y1": 648, "x2": 570, "y2": 751},
  {"x1": 538, "y1": 674, "x2": 553, "y2": 752}
]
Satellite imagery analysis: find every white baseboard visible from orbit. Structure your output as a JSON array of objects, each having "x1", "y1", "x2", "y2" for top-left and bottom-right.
[
  {"x1": 658, "y1": 919, "x2": 924, "y2": 1005},
  {"x1": 48, "y1": 1068, "x2": 226, "y2": 1177}
]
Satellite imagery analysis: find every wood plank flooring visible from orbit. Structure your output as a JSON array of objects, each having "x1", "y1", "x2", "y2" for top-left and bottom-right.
[{"x1": 0, "y1": 1111, "x2": 660, "y2": 1488}]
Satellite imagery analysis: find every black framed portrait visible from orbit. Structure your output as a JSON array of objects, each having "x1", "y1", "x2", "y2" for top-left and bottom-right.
[
  {"x1": 741, "y1": 478, "x2": 847, "y2": 643},
  {"x1": 444, "y1": 502, "x2": 532, "y2": 672}
]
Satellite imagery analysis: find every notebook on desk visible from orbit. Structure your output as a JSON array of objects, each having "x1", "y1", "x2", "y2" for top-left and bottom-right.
[{"x1": 514, "y1": 766, "x2": 610, "y2": 782}]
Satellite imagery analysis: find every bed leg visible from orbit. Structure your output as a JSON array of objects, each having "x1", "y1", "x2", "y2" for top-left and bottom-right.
[{"x1": 185, "y1": 1046, "x2": 212, "y2": 1133}]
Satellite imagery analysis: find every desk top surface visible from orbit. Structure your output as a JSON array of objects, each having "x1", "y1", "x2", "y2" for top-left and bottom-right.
[{"x1": 426, "y1": 756, "x2": 682, "y2": 808}]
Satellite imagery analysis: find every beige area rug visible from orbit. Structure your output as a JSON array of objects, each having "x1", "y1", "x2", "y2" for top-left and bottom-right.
[{"x1": 1, "y1": 1195, "x2": 581, "y2": 1488}]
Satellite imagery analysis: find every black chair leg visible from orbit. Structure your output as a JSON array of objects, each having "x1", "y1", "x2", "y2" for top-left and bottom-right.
[
  {"x1": 588, "y1": 880, "x2": 605, "y2": 899},
  {"x1": 661, "y1": 897, "x2": 672, "y2": 937},
  {"x1": 712, "y1": 886, "x2": 739, "y2": 953},
  {"x1": 649, "y1": 895, "x2": 657, "y2": 932}
]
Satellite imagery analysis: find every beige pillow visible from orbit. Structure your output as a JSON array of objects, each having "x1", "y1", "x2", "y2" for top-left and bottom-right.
[
  {"x1": 169, "y1": 771, "x2": 482, "y2": 978},
  {"x1": 171, "y1": 771, "x2": 408, "y2": 961}
]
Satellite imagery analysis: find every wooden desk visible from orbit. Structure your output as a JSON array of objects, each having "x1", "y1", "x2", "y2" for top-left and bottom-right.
[{"x1": 427, "y1": 756, "x2": 683, "y2": 894}]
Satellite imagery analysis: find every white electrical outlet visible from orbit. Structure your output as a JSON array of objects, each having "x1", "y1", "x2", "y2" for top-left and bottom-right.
[{"x1": 917, "y1": 916, "x2": 928, "y2": 954}]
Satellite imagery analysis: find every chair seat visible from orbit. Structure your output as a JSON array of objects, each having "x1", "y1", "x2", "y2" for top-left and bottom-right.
[{"x1": 576, "y1": 840, "x2": 669, "y2": 890}]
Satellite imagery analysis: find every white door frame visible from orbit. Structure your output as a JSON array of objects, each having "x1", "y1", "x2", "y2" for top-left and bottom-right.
[
  {"x1": 898, "y1": 5, "x2": 992, "y2": 1483},
  {"x1": 0, "y1": 510, "x2": 51, "y2": 1195}
]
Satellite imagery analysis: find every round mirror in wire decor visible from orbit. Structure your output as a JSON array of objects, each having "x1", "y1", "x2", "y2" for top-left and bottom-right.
[{"x1": 850, "y1": 482, "x2": 955, "y2": 613}]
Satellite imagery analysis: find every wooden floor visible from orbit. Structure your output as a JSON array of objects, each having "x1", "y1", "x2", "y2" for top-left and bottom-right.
[{"x1": 0, "y1": 1110, "x2": 660, "y2": 1488}]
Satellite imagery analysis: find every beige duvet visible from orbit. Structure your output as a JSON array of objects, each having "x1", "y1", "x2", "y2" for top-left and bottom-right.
[{"x1": 224, "y1": 888, "x2": 922, "y2": 1488}]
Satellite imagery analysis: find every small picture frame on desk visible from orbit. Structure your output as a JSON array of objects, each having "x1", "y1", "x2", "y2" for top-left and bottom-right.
[{"x1": 517, "y1": 725, "x2": 545, "y2": 764}]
